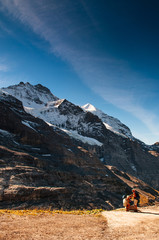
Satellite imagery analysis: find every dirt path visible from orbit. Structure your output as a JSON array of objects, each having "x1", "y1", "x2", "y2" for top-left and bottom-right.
[{"x1": 102, "y1": 205, "x2": 159, "y2": 240}]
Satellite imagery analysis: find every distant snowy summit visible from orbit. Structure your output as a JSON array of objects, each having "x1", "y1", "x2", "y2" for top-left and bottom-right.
[
  {"x1": 82, "y1": 103, "x2": 133, "y2": 139},
  {"x1": 2, "y1": 82, "x2": 59, "y2": 107},
  {"x1": 2, "y1": 82, "x2": 133, "y2": 142}
]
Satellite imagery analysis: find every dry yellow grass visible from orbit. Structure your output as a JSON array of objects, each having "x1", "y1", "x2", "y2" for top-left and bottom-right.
[
  {"x1": 0, "y1": 209, "x2": 103, "y2": 216},
  {"x1": 0, "y1": 210, "x2": 107, "y2": 240}
]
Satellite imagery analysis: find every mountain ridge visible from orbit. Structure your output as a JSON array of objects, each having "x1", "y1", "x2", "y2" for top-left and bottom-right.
[{"x1": 2, "y1": 82, "x2": 134, "y2": 142}]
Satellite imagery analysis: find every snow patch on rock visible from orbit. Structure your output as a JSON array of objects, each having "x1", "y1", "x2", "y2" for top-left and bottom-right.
[{"x1": 62, "y1": 129, "x2": 103, "y2": 146}]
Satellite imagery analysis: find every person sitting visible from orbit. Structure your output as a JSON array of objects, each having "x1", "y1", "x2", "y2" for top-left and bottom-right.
[
  {"x1": 132, "y1": 189, "x2": 140, "y2": 212},
  {"x1": 123, "y1": 195, "x2": 132, "y2": 211}
]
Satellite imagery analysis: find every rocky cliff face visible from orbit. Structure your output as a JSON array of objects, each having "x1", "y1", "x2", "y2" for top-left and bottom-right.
[{"x1": 0, "y1": 90, "x2": 158, "y2": 209}]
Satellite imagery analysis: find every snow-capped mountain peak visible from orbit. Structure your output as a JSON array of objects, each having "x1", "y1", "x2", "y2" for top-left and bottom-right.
[
  {"x1": 82, "y1": 103, "x2": 97, "y2": 112},
  {"x1": 82, "y1": 103, "x2": 133, "y2": 139},
  {"x1": 2, "y1": 82, "x2": 59, "y2": 108}
]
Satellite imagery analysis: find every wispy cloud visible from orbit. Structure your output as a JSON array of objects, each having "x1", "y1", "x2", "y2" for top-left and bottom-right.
[
  {"x1": 92, "y1": 83, "x2": 159, "y2": 141},
  {"x1": 0, "y1": 56, "x2": 10, "y2": 72},
  {"x1": 0, "y1": 20, "x2": 13, "y2": 36},
  {"x1": 0, "y1": 64, "x2": 8, "y2": 72},
  {"x1": 1, "y1": 0, "x2": 159, "y2": 143}
]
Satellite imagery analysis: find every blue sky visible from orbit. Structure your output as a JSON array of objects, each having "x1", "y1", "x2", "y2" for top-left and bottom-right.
[{"x1": 0, "y1": 0, "x2": 159, "y2": 144}]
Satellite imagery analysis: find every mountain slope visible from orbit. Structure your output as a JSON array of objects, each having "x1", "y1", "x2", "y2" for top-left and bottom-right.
[{"x1": 2, "y1": 82, "x2": 159, "y2": 192}]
